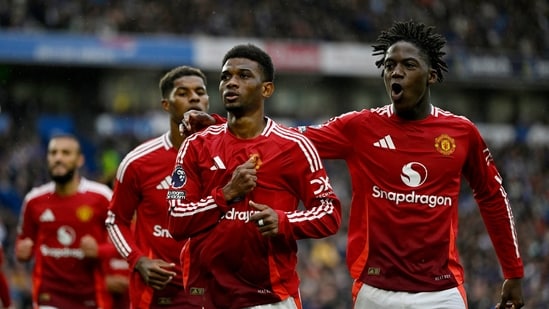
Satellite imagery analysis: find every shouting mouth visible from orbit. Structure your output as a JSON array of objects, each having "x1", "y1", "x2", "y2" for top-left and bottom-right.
[{"x1": 391, "y1": 83, "x2": 403, "y2": 101}]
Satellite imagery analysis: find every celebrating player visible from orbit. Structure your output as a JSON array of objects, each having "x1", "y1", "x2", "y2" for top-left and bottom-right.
[
  {"x1": 106, "y1": 66, "x2": 217, "y2": 308},
  {"x1": 298, "y1": 21, "x2": 525, "y2": 309},
  {"x1": 15, "y1": 134, "x2": 113, "y2": 309},
  {"x1": 167, "y1": 44, "x2": 341, "y2": 309}
]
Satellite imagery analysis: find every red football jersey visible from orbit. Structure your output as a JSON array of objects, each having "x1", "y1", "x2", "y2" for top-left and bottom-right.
[
  {"x1": 17, "y1": 178, "x2": 112, "y2": 308},
  {"x1": 167, "y1": 118, "x2": 342, "y2": 309},
  {"x1": 106, "y1": 132, "x2": 206, "y2": 308},
  {"x1": 299, "y1": 104, "x2": 524, "y2": 292}
]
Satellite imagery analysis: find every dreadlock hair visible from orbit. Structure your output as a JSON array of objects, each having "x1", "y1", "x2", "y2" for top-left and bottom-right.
[{"x1": 372, "y1": 20, "x2": 448, "y2": 82}]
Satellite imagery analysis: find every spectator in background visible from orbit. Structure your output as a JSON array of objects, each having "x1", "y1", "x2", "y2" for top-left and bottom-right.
[
  {"x1": 167, "y1": 44, "x2": 341, "y2": 308},
  {"x1": 4, "y1": 1, "x2": 547, "y2": 56},
  {"x1": 14, "y1": 133, "x2": 113, "y2": 309},
  {"x1": 105, "y1": 66, "x2": 217, "y2": 308}
]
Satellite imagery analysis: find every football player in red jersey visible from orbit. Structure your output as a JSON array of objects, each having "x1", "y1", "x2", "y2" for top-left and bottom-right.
[
  {"x1": 167, "y1": 44, "x2": 341, "y2": 309},
  {"x1": 15, "y1": 134, "x2": 113, "y2": 309},
  {"x1": 300, "y1": 21, "x2": 524, "y2": 309},
  {"x1": 106, "y1": 66, "x2": 220, "y2": 308}
]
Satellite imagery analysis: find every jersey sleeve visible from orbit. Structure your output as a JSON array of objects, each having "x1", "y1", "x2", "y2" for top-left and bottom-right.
[
  {"x1": 15, "y1": 193, "x2": 39, "y2": 262},
  {"x1": 212, "y1": 113, "x2": 227, "y2": 125},
  {"x1": 277, "y1": 133, "x2": 342, "y2": 240},
  {"x1": 105, "y1": 163, "x2": 144, "y2": 270},
  {"x1": 16, "y1": 195, "x2": 36, "y2": 242},
  {"x1": 463, "y1": 124, "x2": 524, "y2": 279},
  {"x1": 298, "y1": 111, "x2": 358, "y2": 159},
  {"x1": 96, "y1": 240, "x2": 120, "y2": 260},
  {"x1": 167, "y1": 138, "x2": 225, "y2": 240}
]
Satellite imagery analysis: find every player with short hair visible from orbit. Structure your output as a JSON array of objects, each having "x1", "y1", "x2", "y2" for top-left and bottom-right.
[
  {"x1": 167, "y1": 44, "x2": 342, "y2": 309},
  {"x1": 106, "y1": 65, "x2": 216, "y2": 308},
  {"x1": 15, "y1": 133, "x2": 113, "y2": 309}
]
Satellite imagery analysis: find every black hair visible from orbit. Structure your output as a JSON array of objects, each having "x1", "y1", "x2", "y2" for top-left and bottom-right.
[
  {"x1": 48, "y1": 133, "x2": 81, "y2": 153},
  {"x1": 159, "y1": 66, "x2": 207, "y2": 99},
  {"x1": 373, "y1": 20, "x2": 448, "y2": 82},
  {"x1": 222, "y1": 44, "x2": 275, "y2": 82}
]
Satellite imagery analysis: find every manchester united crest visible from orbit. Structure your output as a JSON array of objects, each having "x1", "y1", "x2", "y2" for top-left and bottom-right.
[
  {"x1": 76, "y1": 205, "x2": 94, "y2": 222},
  {"x1": 434, "y1": 134, "x2": 456, "y2": 155}
]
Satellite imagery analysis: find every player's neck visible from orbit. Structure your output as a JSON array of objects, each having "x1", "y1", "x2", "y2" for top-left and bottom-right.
[
  {"x1": 54, "y1": 176, "x2": 81, "y2": 196},
  {"x1": 395, "y1": 100, "x2": 432, "y2": 121},
  {"x1": 227, "y1": 114, "x2": 266, "y2": 139}
]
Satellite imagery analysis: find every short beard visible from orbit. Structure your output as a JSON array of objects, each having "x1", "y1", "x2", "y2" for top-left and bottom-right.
[{"x1": 50, "y1": 170, "x2": 75, "y2": 185}]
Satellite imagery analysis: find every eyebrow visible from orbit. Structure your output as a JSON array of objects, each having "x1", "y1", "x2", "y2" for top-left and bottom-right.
[{"x1": 173, "y1": 85, "x2": 205, "y2": 92}]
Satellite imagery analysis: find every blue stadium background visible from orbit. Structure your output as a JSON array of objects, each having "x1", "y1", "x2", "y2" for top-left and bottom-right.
[{"x1": 0, "y1": 1, "x2": 548, "y2": 308}]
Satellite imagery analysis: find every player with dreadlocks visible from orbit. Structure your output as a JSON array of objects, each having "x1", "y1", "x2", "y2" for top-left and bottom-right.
[
  {"x1": 297, "y1": 20, "x2": 525, "y2": 308},
  {"x1": 181, "y1": 20, "x2": 526, "y2": 308}
]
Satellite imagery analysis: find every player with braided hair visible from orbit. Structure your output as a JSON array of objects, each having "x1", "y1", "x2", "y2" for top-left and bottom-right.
[
  {"x1": 300, "y1": 20, "x2": 525, "y2": 309},
  {"x1": 373, "y1": 20, "x2": 448, "y2": 83}
]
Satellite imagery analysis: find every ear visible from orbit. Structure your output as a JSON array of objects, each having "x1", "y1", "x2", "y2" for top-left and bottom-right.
[
  {"x1": 262, "y1": 82, "x2": 275, "y2": 98},
  {"x1": 161, "y1": 99, "x2": 170, "y2": 111},
  {"x1": 77, "y1": 153, "x2": 85, "y2": 169},
  {"x1": 427, "y1": 68, "x2": 438, "y2": 85}
]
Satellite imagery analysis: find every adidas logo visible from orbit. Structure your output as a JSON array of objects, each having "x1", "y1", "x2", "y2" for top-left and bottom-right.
[
  {"x1": 156, "y1": 175, "x2": 172, "y2": 190},
  {"x1": 210, "y1": 156, "x2": 226, "y2": 171},
  {"x1": 373, "y1": 135, "x2": 395, "y2": 149},
  {"x1": 39, "y1": 209, "x2": 55, "y2": 222}
]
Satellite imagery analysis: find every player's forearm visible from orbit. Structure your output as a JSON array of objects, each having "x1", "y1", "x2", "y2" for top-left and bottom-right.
[
  {"x1": 105, "y1": 222, "x2": 143, "y2": 269},
  {"x1": 285, "y1": 198, "x2": 342, "y2": 239},
  {"x1": 97, "y1": 241, "x2": 118, "y2": 259},
  {"x1": 168, "y1": 196, "x2": 221, "y2": 240}
]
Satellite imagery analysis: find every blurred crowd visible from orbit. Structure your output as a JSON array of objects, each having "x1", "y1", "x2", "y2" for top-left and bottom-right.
[{"x1": 1, "y1": 0, "x2": 548, "y2": 57}]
